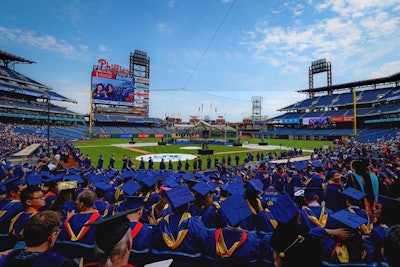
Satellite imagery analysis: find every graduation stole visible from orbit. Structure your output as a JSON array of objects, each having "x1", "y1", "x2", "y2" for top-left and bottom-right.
[
  {"x1": 161, "y1": 212, "x2": 191, "y2": 249},
  {"x1": 302, "y1": 206, "x2": 328, "y2": 228},
  {"x1": 348, "y1": 208, "x2": 373, "y2": 235},
  {"x1": 246, "y1": 198, "x2": 263, "y2": 215},
  {"x1": 148, "y1": 203, "x2": 169, "y2": 224},
  {"x1": 64, "y1": 211, "x2": 100, "y2": 241},
  {"x1": 332, "y1": 243, "x2": 350, "y2": 263},
  {"x1": 0, "y1": 200, "x2": 20, "y2": 219},
  {"x1": 44, "y1": 191, "x2": 56, "y2": 199},
  {"x1": 215, "y1": 228, "x2": 247, "y2": 258},
  {"x1": 263, "y1": 207, "x2": 278, "y2": 229},
  {"x1": 9, "y1": 211, "x2": 37, "y2": 237},
  {"x1": 131, "y1": 222, "x2": 143, "y2": 239},
  {"x1": 114, "y1": 184, "x2": 123, "y2": 202}
]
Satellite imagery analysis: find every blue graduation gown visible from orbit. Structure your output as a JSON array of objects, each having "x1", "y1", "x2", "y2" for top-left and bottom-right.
[
  {"x1": 204, "y1": 227, "x2": 261, "y2": 262},
  {"x1": 152, "y1": 212, "x2": 207, "y2": 256}
]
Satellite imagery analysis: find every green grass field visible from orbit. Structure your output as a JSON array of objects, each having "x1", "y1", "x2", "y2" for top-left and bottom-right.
[{"x1": 73, "y1": 138, "x2": 332, "y2": 170}]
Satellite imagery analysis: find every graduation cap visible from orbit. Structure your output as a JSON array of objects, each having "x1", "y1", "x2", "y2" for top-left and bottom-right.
[
  {"x1": 330, "y1": 209, "x2": 367, "y2": 229},
  {"x1": 268, "y1": 192, "x2": 299, "y2": 224},
  {"x1": 85, "y1": 209, "x2": 136, "y2": 255},
  {"x1": 0, "y1": 178, "x2": 25, "y2": 194},
  {"x1": 192, "y1": 181, "x2": 212, "y2": 196},
  {"x1": 162, "y1": 179, "x2": 179, "y2": 188},
  {"x1": 58, "y1": 180, "x2": 78, "y2": 191},
  {"x1": 120, "y1": 180, "x2": 142, "y2": 196},
  {"x1": 247, "y1": 179, "x2": 264, "y2": 193},
  {"x1": 165, "y1": 185, "x2": 194, "y2": 209},
  {"x1": 294, "y1": 161, "x2": 306, "y2": 172},
  {"x1": 141, "y1": 175, "x2": 158, "y2": 188},
  {"x1": 124, "y1": 196, "x2": 147, "y2": 211},
  {"x1": 303, "y1": 187, "x2": 322, "y2": 200},
  {"x1": 63, "y1": 174, "x2": 84, "y2": 184},
  {"x1": 341, "y1": 187, "x2": 365, "y2": 202},
  {"x1": 26, "y1": 173, "x2": 43, "y2": 186},
  {"x1": 220, "y1": 194, "x2": 252, "y2": 226},
  {"x1": 94, "y1": 182, "x2": 113, "y2": 192}
]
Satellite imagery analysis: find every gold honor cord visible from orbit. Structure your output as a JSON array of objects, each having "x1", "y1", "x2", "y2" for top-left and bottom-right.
[
  {"x1": 348, "y1": 208, "x2": 373, "y2": 235},
  {"x1": 334, "y1": 243, "x2": 350, "y2": 263},
  {"x1": 303, "y1": 206, "x2": 328, "y2": 228},
  {"x1": 215, "y1": 229, "x2": 247, "y2": 258},
  {"x1": 279, "y1": 235, "x2": 304, "y2": 258},
  {"x1": 162, "y1": 212, "x2": 191, "y2": 250}
]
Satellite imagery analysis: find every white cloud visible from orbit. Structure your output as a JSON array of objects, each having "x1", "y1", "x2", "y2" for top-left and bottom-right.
[
  {"x1": 0, "y1": 27, "x2": 90, "y2": 60},
  {"x1": 157, "y1": 22, "x2": 173, "y2": 35}
]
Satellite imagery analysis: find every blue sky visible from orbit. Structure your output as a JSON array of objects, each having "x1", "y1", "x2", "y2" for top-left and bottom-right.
[{"x1": 1, "y1": 0, "x2": 400, "y2": 122}]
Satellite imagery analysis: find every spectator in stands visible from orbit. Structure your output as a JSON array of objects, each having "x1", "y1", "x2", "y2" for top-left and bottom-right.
[{"x1": 0, "y1": 210, "x2": 78, "y2": 267}]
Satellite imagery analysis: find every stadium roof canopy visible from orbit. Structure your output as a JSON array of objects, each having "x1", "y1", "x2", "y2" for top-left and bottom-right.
[
  {"x1": 0, "y1": 50, "x2": 36, "y2": 65},
  {"x1": 0, "y1": 50, "x2": 77, "y2": 103},
  {"x1": 297, "y1": 72, "x2": 400, "y2": 94}
]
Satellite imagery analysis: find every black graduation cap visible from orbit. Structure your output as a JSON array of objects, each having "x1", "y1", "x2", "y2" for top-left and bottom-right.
[
  {"x1": 330, "y1": 209, "x2": 367, "y2": 229},
  {"x1": 85, "y1": 209, "x2": 135, "y2": 255},
  {"x1": 220, "y1": 194, "x2": 252, "y2": 226},
  {"x1": 165, "y1": 185, "x2": 194, "y2": 209}
]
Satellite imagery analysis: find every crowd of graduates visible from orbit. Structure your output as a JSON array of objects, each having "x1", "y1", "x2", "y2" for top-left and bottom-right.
[{"x1": 0, "y1": 130, "x2": 400, "y2": 267}]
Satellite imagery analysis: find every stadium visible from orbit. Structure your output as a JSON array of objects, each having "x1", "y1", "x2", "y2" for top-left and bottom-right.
[{"x1": 1, "y1": 49, "x2": 400, "y2": 267}]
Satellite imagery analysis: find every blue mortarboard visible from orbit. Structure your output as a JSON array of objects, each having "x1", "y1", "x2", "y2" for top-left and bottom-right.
[
  {"x1": 5, "y1": 162, "x2": 13, "y2": 170},
  {"x1": 120, "y1": 170, "x2": 136, "y2": 181},
  {"x1": 163, "y1": 179, "x2": 179, "y2": 188},
  {"x1": 268, "y1": 192, "x2": 299, "y2": 223},
  {"x1": 120, "y1": 180, "x2": 142, "y2": 196},
  {"x1": 229, "y1": 182, "x2": 246, "y2": 196},
  {"x1": 181, "y1": 172, "x2": 194, "y2": 182},
  {"x1": 165, "y1": 185, "x2": 194, "y2": 209},
  {"x1": 294, "y1": 161, "x2": 306, "y2": 171},
  {"x1": 124, "y1": 196, "x2": 146, "y2": 211},
  {"x1": 312, "y1": 161, "x2": 324, "y2": 168},
  {"x1": 303, "y1": 187, "x2": 322, "y2": 200},
  {"x1": 141, "y1": 175, "x2": 158, "y2": 188},
  {"x1": 0, "y1": 178, "x2": 25, "y2": 193},
  {"x1": 94, "y1": 182, "x2": 113, "y2": 192},
  {"x1": 13, "y1": 165, "x2": 24, "y2": 178},
  {"x1": 26, "y1": 173, "x2": 42, "y2": 186},
  {"x1": 64, "y1": 174, "x2": 84, "y2": 184},
  {"x1": 43, "y1": 175, "x2": 61, "y2": 185},
  {"x1": 341, "y1": 187, "x2": 366, "y2": 201},
  {"x1": 247, "y1": 179, "x2": 264, "y2": 193},
  {"x1": 331, "y1": 209, "x2": 367, "y2": 229},
  {"x1": 192, "y1": 181, "x2": 212, "y2": 196},
  {"x1": 220, "y1": 194, "x2": 252, "y2": 226}
]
